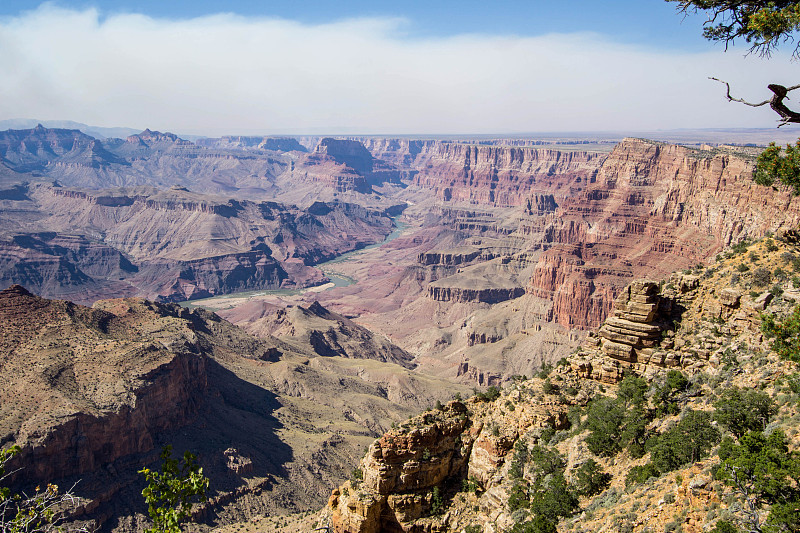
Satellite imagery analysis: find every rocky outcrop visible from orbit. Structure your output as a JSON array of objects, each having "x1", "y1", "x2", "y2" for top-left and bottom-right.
[
  {"x1": 0, "y1": 286, "x2": 208, "y2": 483},
  {"x1": 427, "y1": 286, "x2": 525, "y2": 304},
  {"x1": 328, "y1": 401, "x2": 475, "y2": 533},
  {"x1": 323, "y1": 375, "x2": 581, "y2": 533},
  {"x1": 226, "y1": 300, "x2": 414, "y2": 368},
  {"x1": 572, "y1": 280, "x2": 675, "y2": 383},
  {"x1": 571, "y1": 235, "x2": 780, "y2": 383}
]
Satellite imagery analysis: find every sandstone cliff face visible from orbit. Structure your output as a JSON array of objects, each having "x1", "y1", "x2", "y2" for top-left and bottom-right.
[
  {"x1": 408, "y1": 143, "x2": 603, "y2": 207},
  {"x1": 290, "y1": 138, "x2": 409, "y2": 195}
]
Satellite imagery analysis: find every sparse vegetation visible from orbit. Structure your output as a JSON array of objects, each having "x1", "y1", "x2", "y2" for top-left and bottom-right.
[
  {"x1": 474, "y1": 385, "x2": 501, "y2": 402},
  {"x1": 0, "y1": 445, "x2": 88, "y2": 533},
  {"x1": 761, "y1": 305, "x2": 800, "y2": 363}
]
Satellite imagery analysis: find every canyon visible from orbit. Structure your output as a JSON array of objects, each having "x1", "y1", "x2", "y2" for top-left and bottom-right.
[{"x1": 2, "y1": 125, "x2": 800, "y2": 532}]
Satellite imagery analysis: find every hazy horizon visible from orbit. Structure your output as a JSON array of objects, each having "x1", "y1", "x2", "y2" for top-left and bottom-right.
[{"x1": 1, "y1": 2, "x2": 798, "y2": 137}]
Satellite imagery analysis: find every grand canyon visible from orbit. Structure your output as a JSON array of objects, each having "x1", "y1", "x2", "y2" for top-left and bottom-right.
[{"x1": 2, "y1": 119, "x2": 800, "y2": 533}]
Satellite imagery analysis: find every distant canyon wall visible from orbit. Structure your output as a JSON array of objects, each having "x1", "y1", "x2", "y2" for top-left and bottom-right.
[{"x1": 378, "y1": 139, "x2": 800, "y2": 331}]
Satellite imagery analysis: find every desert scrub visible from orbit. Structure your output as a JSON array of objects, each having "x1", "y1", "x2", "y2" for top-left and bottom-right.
[{"x1": 761, "y1": 305, "x2": 800, "y2": 363}]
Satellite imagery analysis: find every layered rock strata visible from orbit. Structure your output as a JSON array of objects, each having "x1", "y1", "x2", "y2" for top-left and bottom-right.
[{"x1": 0, "y1": 183, "x2": 394, "y2": 303}]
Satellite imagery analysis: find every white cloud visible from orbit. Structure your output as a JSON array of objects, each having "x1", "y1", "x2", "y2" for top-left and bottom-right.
[{"x1": 0, "y1": 4, "x2": 796, "y2": 135}]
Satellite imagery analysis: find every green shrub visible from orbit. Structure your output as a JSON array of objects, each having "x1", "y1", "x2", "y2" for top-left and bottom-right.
[
  {"x1": 542, "y1": 379, "x2": 556, "y2": 395},
  {"x1": 713, "y1": 388, "x2": 776, "y2": 438},
  {"x1": 584, "y1": 397, "x2": 626, "y2": 457},
  {"x1": 508, "y1": 481, "x2": 530, "y2": 511},
  {"x1": 716, "y1": 430, "x2": 800, "y2": 533},
  {"x1": 475, "y1": 385, "x2": 501, "y2": 402},
  {"x1": 752, "y1": 267, "x2": 771, "y2": 287},
  {"x1": 731, "y1": 240, "x2": 750, "y2": 255},
  {"x1": 139, "y1": 445, "x2": 209, "y2": 533},
  {"x1": 749, "y1": 251, "x2": 760, "y2": 263},
  {"x1": 573, "y1": 459, "x2": 611, "y2": 497},
  {"x1": 761, "y1": 305, "x2": 800, "y2": 363},
  {"x1": 616, "y1": 375, "x2": 648, "y2": 407},
  {"x1": 537, "y1": 363, "x2": 553, "y2": 379},
  {"x1": 787, "y1": 373, "x2": 800, "y2": 395},
  {"x1": 509, "y1": 515, "x2": 557, "y2": 533},
  {"x1": 710, "y1": 520, "x2": 741, "y2": 533},
  {"x1": 625, "y1": 463, "x2": 660, "y2": 487},
  {"x1": 584, "y1": 389, "x2": 649, "y2": 458},
  {"x1": 429, "y1": 486, "x2": 444, "y2": 516},
  {"x1": 527, "y1": 474, "x2": 578, "y2": 528},
  {"x1": 527, "y1": 445, "x2": 565, "y2": 481},
  {"x1": 648, "y1": 410, "x2": 720, "y2": 473},
  {"x1": 736, "y1": 263, "x2": 750, "y2": 273},
  {"x1": 765, "y1": 238, "x2": 779, "y2": 252},
  {"x1": 461, "y1": 476, "x2": 480, "y2": 494},
  {"x1": 653, "y1": 370, "x2": 689, "y2": 416}
]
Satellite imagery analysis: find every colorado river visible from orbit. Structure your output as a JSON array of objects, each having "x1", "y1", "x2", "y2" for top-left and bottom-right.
[{"x1": 182, "y1": 219, "x2": 408, "y2": 310}]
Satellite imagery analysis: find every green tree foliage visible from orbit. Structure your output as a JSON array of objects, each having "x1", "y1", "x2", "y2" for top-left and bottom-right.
[
  {"x1": 668, "y1": 1, "x2": 800, "y2": 56},
  {"x1": 755, "y1": 141, "x2": 800, "y2": 195},
  {"x1": 653, "y1": 370, "x2": 690, "y2": 416},
  {"x1": 527, "y1": 474, "x2": 578, "y2": 525},
  {"x1": 710, "y1": 520, "x2": 742, "y2": 533},
  {"x1": 713, "y1": 388, "x2": 777, "y2": 438},
  {"x1": 584, "y1": 397, "x2": 626, "y2": 457},
  {"x1": 584, "y1": 377, "x2": 651, "y2": 458},
  {"x1": 573, "y1": 459, "x2": 611, "y2": 497},
  {"x1": 507, "y1": 443, "x2": 579, "y2": 532},
  {"x1": 616, "y1": 375, "x2": 648, "y2": 407},
  {"x1": 509, "y1": 515, "x2": 557, "y2": 533},
  {"x1": 716, "y1": 430, "x2": 800, "y2": 533},
  {"x1": 625, "y1": 463, "x2": 661, "y2": 487},
  {"x1": 649, "y1": 410, "x2": 721, "y2": 473},
  {"x1": 0, "y1": 445, "x2": 88, "y2": 533},
  {"x1": 761, "y1": 305, "x2": 800, "y2": 363},
  {"x1": 139, "y1": 446, "x2": 209, "y2": 533}
]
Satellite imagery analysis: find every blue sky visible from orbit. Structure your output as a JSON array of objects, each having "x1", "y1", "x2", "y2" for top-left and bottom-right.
[
  {"x1": 1, "y1": 1, "x2": 710, "y2": 49},
  {"x1": 0, "y1": 1, "x2": 796, "y2": 135}
]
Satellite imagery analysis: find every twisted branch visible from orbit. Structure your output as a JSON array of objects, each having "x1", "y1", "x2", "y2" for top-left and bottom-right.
[{"x1": 710, "y1": 77, "x2": 800, "y2": 127}]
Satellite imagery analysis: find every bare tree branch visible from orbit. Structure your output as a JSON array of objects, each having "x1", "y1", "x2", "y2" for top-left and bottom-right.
[{"x1": 710, "y1": 77, "x2": 800, "y2": 127}]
